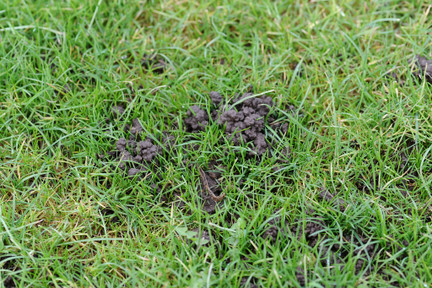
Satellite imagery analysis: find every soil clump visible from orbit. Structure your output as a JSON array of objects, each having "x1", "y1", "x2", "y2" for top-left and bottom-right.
[{"x1": 99, "y1": 89, "x2": 292, "y2": 214}]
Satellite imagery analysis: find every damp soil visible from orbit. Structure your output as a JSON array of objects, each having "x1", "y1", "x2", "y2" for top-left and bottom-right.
[
  {"x1": 98, "y1": 88, "x2": 293, "y2": 216},
  {"x1": 184, "y1": 89, "x2": 290, "y2": 156}
]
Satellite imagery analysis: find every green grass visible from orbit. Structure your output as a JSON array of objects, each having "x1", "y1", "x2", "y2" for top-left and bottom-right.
[{"x1": 1, "y1": 0, "x2": 432, "y2": 287}]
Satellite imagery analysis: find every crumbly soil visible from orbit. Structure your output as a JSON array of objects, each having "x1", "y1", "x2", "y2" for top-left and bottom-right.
[
  {"x1": 99, "y1": 88, "x2": 292, "y2": 215},
  {"x1": 184, "y1": 89, "x2": 290, "y2": 156}
]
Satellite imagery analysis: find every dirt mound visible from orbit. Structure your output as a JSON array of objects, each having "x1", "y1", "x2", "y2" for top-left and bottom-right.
[
  {"x1": 185, "y1": 90, "x2": 289, "y2": 156},
  {"x1": 100, "y1": 103, "x2": 175, "y2": 179},
  {"x1": 98, "y1": 89, "x2": 292, "y2": 214}
]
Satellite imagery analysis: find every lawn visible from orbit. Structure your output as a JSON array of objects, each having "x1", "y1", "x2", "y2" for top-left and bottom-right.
[{"x1": 1, "y1": 0, "x2": 432, "y2": 287}]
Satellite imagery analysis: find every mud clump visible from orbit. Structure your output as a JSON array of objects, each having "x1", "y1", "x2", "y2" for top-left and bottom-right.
[
  {"x1": 101, "y1": 106, "x2": 170, "y2": 178},
  {"x1": 111, "y1": 105, "x2": 125, "y2": 119},
  {"x1": 217, "y1": 93, "x2": 273, "y2": 155},
  {"x1": 184, "y1": 105, "x2": 209, "y2": 132},
  {"x1": 209, "y1": 91, "x2": 223, "y2": 106},
  {"x1": 113, "y1": 134, "x2": 171, "y2": 177},
  {"x1": 184, "y1": 90, "x2": 289, "y2": 156}
]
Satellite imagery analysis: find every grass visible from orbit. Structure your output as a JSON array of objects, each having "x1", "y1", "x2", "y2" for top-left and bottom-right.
[{"x1": 1, "y1": 0, "x2": 432, "y2": 287}]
